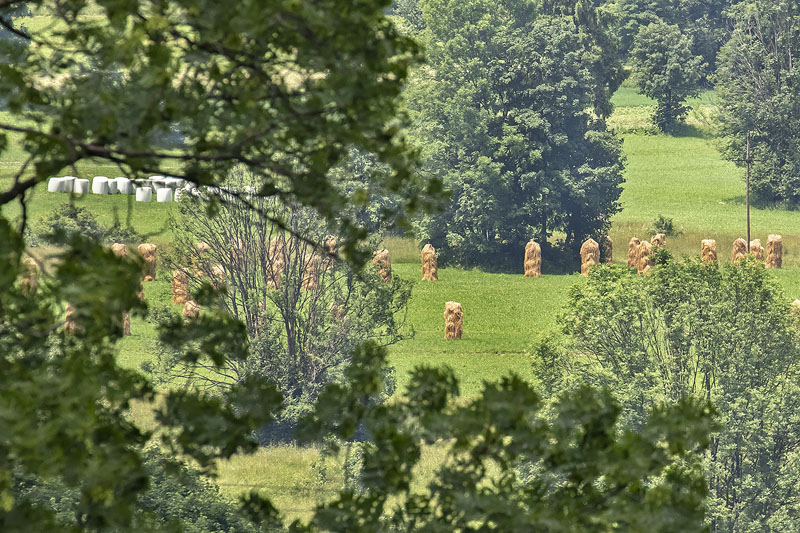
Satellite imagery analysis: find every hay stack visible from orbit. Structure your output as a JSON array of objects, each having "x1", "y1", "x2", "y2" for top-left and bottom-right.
[
  {"x1": 792, "y1": 300, "x2": 800, "y2": 317},
  {"x1": 750, "y1": 239, "x2": 764, "y2": 260},
  {"x1": 701, "y1": 239, "x2": 717, "y2": 263},
  {"x1": 138, "y1": 243, "x2": 157, "y2": 281},
  {"x1": 767, "y1": 234, "x2": 782, "y2": 269},
  {"x1": 444, "y1": 301, "x2": 462, "y2": 340},
  {"x1": 627, "y1": 238, "x2": 641, "y2": 268},
  {"x1": 111, "y1": 243, "x2": 128, "y2": 257},
  {"x1": 601, "y1": 236, "x2": 613, "y2": 264},
  {"x1": 373, "y1": 249, "x2": 392, "y2": 283},
  {"x1": 20, "y1": 256, "x2": 38, "y2": 296},
  {"x1": 422, "y1": 243, "x2": 439, "y2": 281},
  {"x1": 523, "y1": 240, "x2": 541, "y2": 278},
  {"x1": 329, "y1": 300, "x2": 346, "y2": 321},
  {"x1": 121, "y1": 311, "x2": 131, "y2": 336},
  {"x1": 731, "y1": 238, "x2": 748, "y2": 264},
  {"x1": 211, "y1": 264, "x2": 227, "y2": 290},
  {"x1": 302, "y1": 255, "x2": 321, "y2": 290},
  {"x1": 111, "y1": 243, "x2": 132, "y2": 335},
  {"x1": 267, "y1": 237, "x2": 286, "y2": 288},
  {"x1": 651, "y1": 233, "x2": 666, "y2": 248},
  {"x1": 64, "y1": 303, "x2": 78, "y2": 334},
  {"x1": 172, "y1": 269, "x2": 190, "y2": 306},
  {"x1": 322, "y1": 235, "x2": 337, "y2": 270},
  {"x1": 195, "y1": 241, "x2": 210, "y2": 256},
  {"x1": 192, "y1": 241, "x2": 210, "y2": 273},
  {"x1": 580, "y1": 238, "x2": 600, "y2": 277},
  {"x1": 638, "y1": 241, "x2": 654, "y2": 274},
  {"x1": 182, "y1": 300, "x2": 201, "y2": 319}
]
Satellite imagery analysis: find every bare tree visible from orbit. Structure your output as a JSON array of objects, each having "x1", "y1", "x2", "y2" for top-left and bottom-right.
[{"x1": 153, "y1": 170, "x2": 412, "y2": 420}]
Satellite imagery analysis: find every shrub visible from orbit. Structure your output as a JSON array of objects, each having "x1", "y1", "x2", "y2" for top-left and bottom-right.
[
  {"x1": 549, "y1": 259, "x2": 800, "y2": 530},
  {"x1": 29, "y1": 204, "x2": 142, "y2": 246},
  {"x1": 650, "y1": 214, "x2": 681, "y2": 237},
  {"x1": 12, "y1": 449, "x2": 255, "y2": 532}
]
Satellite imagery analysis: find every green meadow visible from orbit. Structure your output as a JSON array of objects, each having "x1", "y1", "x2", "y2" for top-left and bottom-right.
[{"x1": 5, "y1": 85, "x2": 800, "y2": 522}]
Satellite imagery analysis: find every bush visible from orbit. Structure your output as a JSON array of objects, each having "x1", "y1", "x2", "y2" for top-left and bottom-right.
[
  {"x1": 29, "y1": 204, "x2": 142, "y2": 246},
  {"x1": 12, "y1": 449, "x2": 255, "y2": 532},
  {"x1": 549, "y1": 259, "x2": 800, "y2": 530},
  {"x1": 650, "y1": 214, "x2": 682, "y2": 237}
]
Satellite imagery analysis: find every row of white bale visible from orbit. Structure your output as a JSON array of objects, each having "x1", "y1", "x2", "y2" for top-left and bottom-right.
[{"x1": 47, "y1": 175, "x2": 192, "y2": 203}]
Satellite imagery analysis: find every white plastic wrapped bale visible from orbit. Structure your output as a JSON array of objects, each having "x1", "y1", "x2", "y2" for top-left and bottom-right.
[
  {"x1": 156, "y1": 188, "x2": 173, "y2": 202},
  {"x1": 92, "y1": 176, "x2": 110, "y2": 194},
  {"x1": 136, "y1": 187, "x2": 153, "y2": 202},
  {"x1": 134, "y1": 178, "x2": 153, "y2": 190},
  {"x1": 149, "y1": 176, "x2": 167, "y2": 189},
  {"x1": 163, "y1": 177, "x2": 185, "y2": 189},
  {"x1": 73, "y1": 178, "x2": 90, "y2": 194},
  {"x1": 61, "y1": 176, "x2": 76, "y2": 192},
  {"x1": 116, "y1": 177, "x2": 133, "y2": 194},
  {"x1": 107, "y1": 179, "x2": 118, "y2": 194},
  {"x1": 48, "y1": 177, "x2": 66, "y2": 192}
]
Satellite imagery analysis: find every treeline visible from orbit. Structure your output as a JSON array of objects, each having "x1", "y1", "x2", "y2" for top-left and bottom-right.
[{"x1": 385, "y1": 0, "x2": 800, "y2": 270}]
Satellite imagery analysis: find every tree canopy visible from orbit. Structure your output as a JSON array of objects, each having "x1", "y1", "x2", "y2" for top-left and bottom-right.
[
  {"x1": 716, "y1": 0, "x2": 800, "y2": 206},
  {"x1": 0, "y1": 0, "x2": 442, "y2": 259},
  {"x1": 410, "y1": 0, "x2": 625, "y2": 271},
  {"x1": 550, "y1": 259, "x2": 800, "y2": 530},
  {"x1": 0, "y1": 0, "x2": 430, "y2": 528},
  {"x1": 629, "y1": 21, "x2": 706, "y2": 131}
]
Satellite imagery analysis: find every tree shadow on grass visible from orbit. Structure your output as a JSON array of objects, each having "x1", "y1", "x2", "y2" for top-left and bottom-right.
[
  {"x1": 667, "y1": 123, "x2": 711, "y2": 139},
  {"x1": 720, "y1": 194, "x2": 800, "y2": 211}
]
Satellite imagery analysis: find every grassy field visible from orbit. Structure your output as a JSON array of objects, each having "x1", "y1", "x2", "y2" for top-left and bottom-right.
[{"x1": 7, "y1": 83, "x2": 800, "y2": 522}]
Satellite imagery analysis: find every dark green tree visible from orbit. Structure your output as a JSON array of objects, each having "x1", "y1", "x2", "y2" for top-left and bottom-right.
[
  {"x1": 410, "y1": 0, "x2": 624, "y2": 271},
  {"x1": 629, "y1": 21, "x2": 706, "y2": 131},
  {"x1": 552, "y1": 259, "x2": 800, "y2": 530},
  {"x1": 716, "y1": 0, "x2": 800, "y2": 206},
  {"x1": 0, "y1": 1, "x2": 718, "y2": 530},
  {"x1": 609, "y1": 0, "x2": 733, "y2": 76},
  {"x1": 390, "y1": 0, "x2": 426, "y2": 33}
]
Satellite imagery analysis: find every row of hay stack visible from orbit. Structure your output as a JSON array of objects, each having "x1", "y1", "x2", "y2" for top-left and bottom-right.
[
  {"x1": 700, "y1": 235, "x2": 782, "y2": 268},
  {"x1": 176, "y1": 237, "x2": 346, "y2": 319},
  {"x1": 60, "y1": 242, "x2": 153, "y2": 335},
  {"x1": 526, "y1": 236, "x2": 616, "y2": 278},
  {"x1": 625, "y1": 235, "x2": 663, "y2": 274}
]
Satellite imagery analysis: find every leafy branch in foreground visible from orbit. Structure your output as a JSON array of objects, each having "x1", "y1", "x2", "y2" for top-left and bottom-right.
[
  {"x1": 248, "y1": 342, "x2": 715, "y2": 532},
  {"x1": 0, "y1": 0, "x2": 443, "y2": 260},
  {"x1": 0, "y1": 218, "x2": 281, "y2": 531}
]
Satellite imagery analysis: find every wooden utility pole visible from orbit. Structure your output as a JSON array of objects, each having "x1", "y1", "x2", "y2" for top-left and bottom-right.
[{"x1": 746, "y1": 131, "x2": 751, "y2": 252}]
